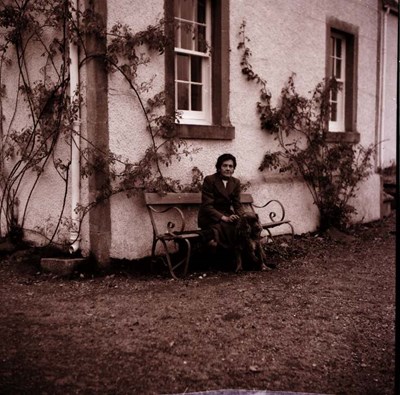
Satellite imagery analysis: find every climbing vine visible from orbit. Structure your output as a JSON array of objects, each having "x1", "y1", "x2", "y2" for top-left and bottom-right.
[
  {"x1": 0, "y1": 1, "x2": 202, "y2": 248},
  {"x1": 238, "y1": 21, "x2": 374, "y2": 231}
]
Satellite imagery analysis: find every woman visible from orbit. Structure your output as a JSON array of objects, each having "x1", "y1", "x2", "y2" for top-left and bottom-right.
[{"x1": 198, "y1": 153, "x2": 245, "y2": 249}]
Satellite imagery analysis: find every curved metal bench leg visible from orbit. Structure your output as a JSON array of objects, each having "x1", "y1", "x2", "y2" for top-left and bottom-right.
[
  {"x1": 264, "y1": 227, "x2": 274, "y2": 243},
  {"x1": 149, "y1": 238, "x2": 158, "y2": 273},
  {"x1": 157, "y1": 238, "x2": 191, "y2": 279},
  {"x1": 263, "y1": 223, "x2": 294, "y2": 244},
  {"x1": 151, "y1": 237, "x2": 157, "y2": 258},
  {"x1": 158, "y1": 239, "x2": 179, "y2": 280},
  {"x1": 287, "y1": 223, "x2": 295, "y2": 242},
  {"x1": 170, "y1": 238, "x2": 191, "y2": 278},
  {"x1": 180, "y1": 238, "x2": 191, "y2": 277}
]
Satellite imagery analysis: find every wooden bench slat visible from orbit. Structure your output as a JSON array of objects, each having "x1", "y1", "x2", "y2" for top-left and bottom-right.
[
  {"x1": 145, "y1": 192, "x2": 201, "y2": 205},
  {"x1": 239, "y1": 193, "x2": 254, "y2": 204},
  {"x1": 144, "y1": 192, "x2": 254, "y2": 205},
  {"x1": 156, "y1": 232, "x2": 201, "y2": 240},
  {"x1": 261, "y1": 220, "x2": 291, "y2": 228}
]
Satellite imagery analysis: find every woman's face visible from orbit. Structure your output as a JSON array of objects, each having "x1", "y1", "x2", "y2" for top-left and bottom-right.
[{"x1": 219, "y1": 159, "x2": 235, "y2": 178}]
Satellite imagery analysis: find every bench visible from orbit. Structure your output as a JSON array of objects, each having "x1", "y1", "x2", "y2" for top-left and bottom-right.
[{"x1": 144, "y1": 192, "x2": 294, "y2": 279}]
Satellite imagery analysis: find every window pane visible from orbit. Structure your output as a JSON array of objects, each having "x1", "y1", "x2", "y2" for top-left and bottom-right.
[
  {"x1": 174, "y1": 0, "x2": 180, "y2": 18},
  {"x1": 335, "y1": 59, "x2": 342, "y2": 79},
  {"x1": 336, "y1": 38, "x2": 342, "y2": 58},
  {"x1": 191, "y1": 84, "x2": 202, "y2": 111},
  {"x1": 181, "y1": 0, "x2": 194, "y2": 21},
  {"x1": 175, "y1": 23, "x2": 180, "y2": 47},
  {"x1": 331, "y1": 102, "x2": 337, "y2": 122},
  {"x1": 330, "y1": 37, "x2": 336, "y2": 77},
  {"x1": 191, "y1": 56, "x2": 202, "y2": 82},
  {"x1": 177, "y1": 82, "x2": 189, "y2": 110},
  {"x1": 180, "y1": 22, "x2": 194, "y2": 50},
  {"x1": 329, "y1": 30, "x2": 350, "y2": 132},
  {"x1": 197, "y1": 0, "x2": 206, "y2": 23},
  {"x1": 196, "y1": 25, "x2": 207, "y2": 52},
  {"x1": 177, "y1": 54, "x2": 189, "y2": 81}
]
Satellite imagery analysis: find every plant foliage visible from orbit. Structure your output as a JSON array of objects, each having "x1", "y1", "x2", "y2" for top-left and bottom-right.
[
  {"x1": 238, "y1": 21, "x2": 374, "y2": 231},
  {"x1": 0, "y1": 0, "x2": 202, "y2": 246}
]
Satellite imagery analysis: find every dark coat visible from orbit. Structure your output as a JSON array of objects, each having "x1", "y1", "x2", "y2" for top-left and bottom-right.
[{"x1": 198, "y1": 173, "x2": 244, "y2": 232}]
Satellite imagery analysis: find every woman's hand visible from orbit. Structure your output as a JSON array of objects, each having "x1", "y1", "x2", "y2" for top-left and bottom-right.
[{"x1": 221, "y1": 214, "x2": 240, "y2": 223}]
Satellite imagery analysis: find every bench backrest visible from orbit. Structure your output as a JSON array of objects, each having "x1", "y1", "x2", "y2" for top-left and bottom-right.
[
  {"x1": 144, "y1": 192, "x2": 254, "y2": 206},
  {"x1": 144, "y1": 192, "x2": 291, "y2": 237},
  {"x1": 144, "y1": 192, "x2": 255, "y2": 235}
]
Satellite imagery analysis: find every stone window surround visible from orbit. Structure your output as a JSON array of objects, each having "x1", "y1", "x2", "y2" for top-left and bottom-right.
[
  {"x1": 325, "y1": 17, "x2": 360, "y2": 144},
  {"x1": 165, "y1": 0, "x2": 235, "y2": 140}
]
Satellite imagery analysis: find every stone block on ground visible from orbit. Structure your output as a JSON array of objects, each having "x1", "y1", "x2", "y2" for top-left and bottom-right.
[{"x1": 40, "y1": 258, "x2": 86, "y2": 276}]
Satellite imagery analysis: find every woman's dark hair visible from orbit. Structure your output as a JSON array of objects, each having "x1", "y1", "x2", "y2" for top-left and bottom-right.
[{"x1": 215, "y1": 153, "x2": 237, "y2": 171}]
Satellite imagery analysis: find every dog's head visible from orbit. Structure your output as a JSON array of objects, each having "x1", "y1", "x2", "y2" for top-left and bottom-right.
[{"x1": 236, "y1": 212, "x2": 263, "y2": 240}]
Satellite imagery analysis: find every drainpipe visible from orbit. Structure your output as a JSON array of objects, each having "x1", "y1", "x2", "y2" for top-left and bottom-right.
[
  {"x1": 377, "y1": 6, "x2": 390, "y2": 170},
  {"x1": 69, "y1": 0, "x2": 81, "y2": 253}
]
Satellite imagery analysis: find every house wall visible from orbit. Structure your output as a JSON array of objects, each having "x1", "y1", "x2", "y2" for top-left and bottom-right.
[
  {"x1": 0, "y1": 0, "x2": 385, "y2": 261},
  {"x1": 0, "y1": 25, "x2": 74, "y2": 245},
  {"x1": 106, "y1": 0, "x2": 382, "y2": 260},
  {"x1": 380, "y1": 10, "x2": 398, "y2": 169}
]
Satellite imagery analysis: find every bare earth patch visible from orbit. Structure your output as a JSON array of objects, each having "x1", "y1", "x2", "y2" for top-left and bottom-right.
[{"x1": 0, "y1": 211, "x2": 396, "y2": 395}]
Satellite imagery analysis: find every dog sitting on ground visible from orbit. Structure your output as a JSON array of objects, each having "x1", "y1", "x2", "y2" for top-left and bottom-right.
[{"x1": 234, "y1": 212, "x2": 268, "y2": 272}]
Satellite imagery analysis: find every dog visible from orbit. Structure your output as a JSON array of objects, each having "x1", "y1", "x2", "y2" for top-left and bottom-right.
[{"x1": 234, "y1": 212, "x2": 268, "y2": 272}]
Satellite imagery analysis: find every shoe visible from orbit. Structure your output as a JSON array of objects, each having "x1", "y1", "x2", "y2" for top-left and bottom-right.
[
  {"x1": 208, "y1": 239, "x2": 217, "y2": 248},
  {"x1": 260, "y1": 264, "x2": 268, "y2": 271},
  {"x1": 207, "y1": 239, "x2": 218, "y2": 254}
]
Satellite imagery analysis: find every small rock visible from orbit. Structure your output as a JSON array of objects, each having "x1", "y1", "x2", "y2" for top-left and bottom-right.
[
  {"x1": 325, "y1": 227, "x2": 356, "y2": 244},
  {"x1": 0, "y1": 239, "x2": 16, "y2": 254}
]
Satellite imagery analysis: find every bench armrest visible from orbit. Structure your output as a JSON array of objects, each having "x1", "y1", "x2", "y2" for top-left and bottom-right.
[
  {"x1": 252, "y1": 199, "x2": 286, "y2": 222},
  {"x1": 147, "y1": 205, "x2": 186, "y2": 235}
]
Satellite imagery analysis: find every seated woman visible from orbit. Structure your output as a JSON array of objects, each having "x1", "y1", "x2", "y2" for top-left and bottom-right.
[{"x1": 198, "y1": 153, "x2": 245, "y2": 250}]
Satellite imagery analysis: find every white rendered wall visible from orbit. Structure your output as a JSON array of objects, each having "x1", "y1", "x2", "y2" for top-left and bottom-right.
[
  {"x1": 0, "y1": 31, "x2": 73, "y2": 246},
  {"x1": 0, "y1": 0, "x2": 383, "y2": 258},
  {"x1": 106, "y1": 0, "x2": 382, "y2": 260},
  {"x1": 381, "y1": 11, "x2": 398, "y2": 169}
]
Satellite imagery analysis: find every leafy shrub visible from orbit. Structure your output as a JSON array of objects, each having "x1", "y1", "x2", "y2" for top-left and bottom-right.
[{"x1": 238, "y1": 21, "x2": 374, "y2": 231}]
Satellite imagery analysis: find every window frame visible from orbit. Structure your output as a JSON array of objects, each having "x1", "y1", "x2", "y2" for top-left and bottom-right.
[
  {"x1": 165, "y1": 0, "x2": 235, "y2": 140},
  {"x1": 329, "y1": 31, "x2": 346, "y2": 132},
  {"x1": 325, "y1": 17, "x2": 360, "y2": 143},
  {"x1": 174, "y1": 0, "x2": 212, "y2": 125}
]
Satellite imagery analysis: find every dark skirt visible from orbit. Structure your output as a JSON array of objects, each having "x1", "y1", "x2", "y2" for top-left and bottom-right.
[{"x1": 209, "y1": 222, "x2": 237, "y2": 249}]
